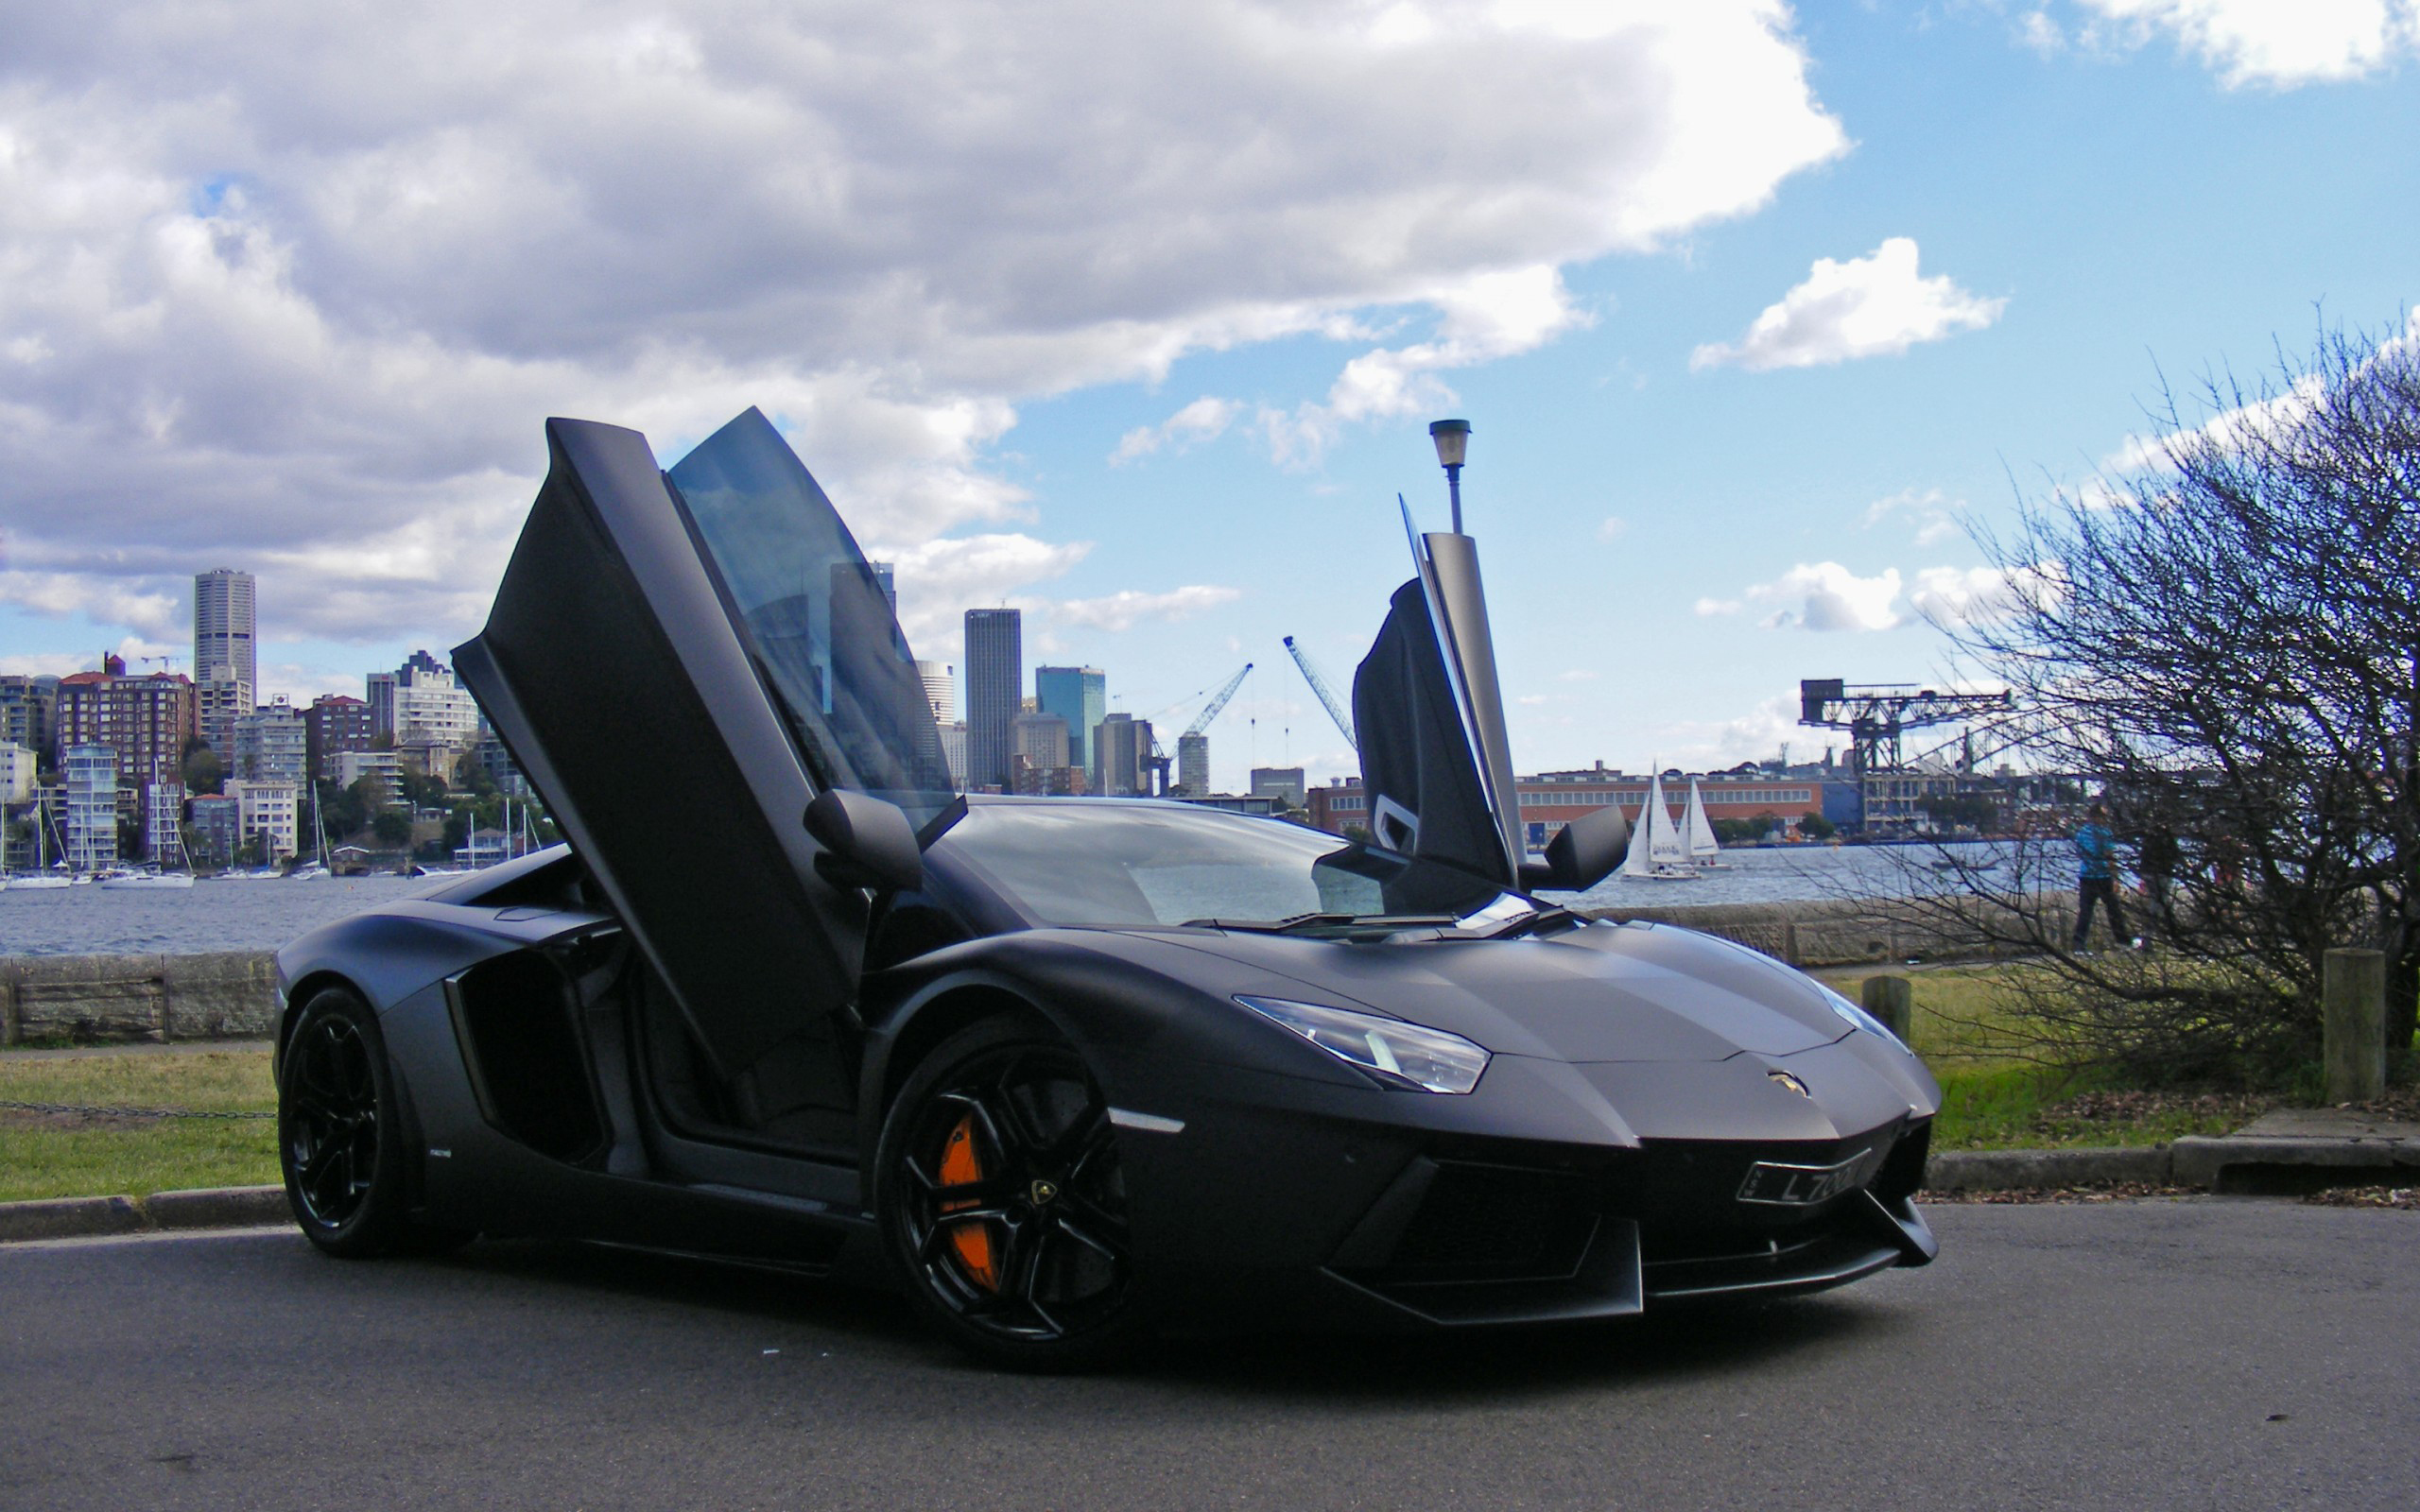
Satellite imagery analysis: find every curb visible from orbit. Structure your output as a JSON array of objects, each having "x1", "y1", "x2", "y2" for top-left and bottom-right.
[
  {"x1": 0, "y1": 1186, "x2": 286, "y2": 1244},
  {"x1": 1925, "y1": 1136, "x2": 2420, "y2": 1195},
  {"x1": 7, "y1": 1139, "x2": 2417, "y2": 1243}
]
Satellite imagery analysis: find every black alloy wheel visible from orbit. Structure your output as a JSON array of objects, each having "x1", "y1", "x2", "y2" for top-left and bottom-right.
[
  {"x1": 876, "y1": 1018, "x2": 1142, "y2": 1369},
  {"x1": 279, "y1": 987, "x2": 465, "y2": 1257}
]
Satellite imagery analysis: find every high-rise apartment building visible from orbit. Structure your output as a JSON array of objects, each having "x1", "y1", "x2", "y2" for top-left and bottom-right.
[
  {"x1": 303, "y1": 694, "x2": 372, "y2": 782},
  {"x1": 1251, "y1": 766, "x2": 1307, "y2": 807},
  {"x1": 195, "y1": 669, "x2": 251, "y2": 762},
  {"x1": 1093, "y1": 713, "x2": 1154, "y2": 798},
  {"x1": 369, "y1": 651, "x2": 480, "y2": 749},
  {"x1": 939, "y1": 722, "x2": 968, "y2": 789},
  {"x1": 963, "y1": 609, "x2": 1022, "y2": 793},
  {"x1": 1034, "y1": 666, "x2": 1106, "y2": 775},
  {"x1": 0, "y1": 742, "x2": 35, "y2": 804},
  {"x1": 0, "y1": 675, "x2": 60, "y2": 765},
  {"x1": 193, "y1": 569, "x2": 257, "y2": 707},
  {"x1": 56, "y1": 655, "x2": 195, "y2": 792},
  {"x1": 230, "y1": 779, "x2": 299, "y2": 862},
  {"x1": 62, "y1": 745, "x2": 117, "y2": 870},
  {"x1": 915, "y1": 660, "x2": 956, "y2": 725},
  {"x1": 1011, "y1": 712, "x2": 1070, "y2": 773},
  {"x1": 233, "y1": 697, "x2": 309, "y2": 787},
  {"x1": 1175, "y1": 731, "x2": 1211, "y2": 798}
]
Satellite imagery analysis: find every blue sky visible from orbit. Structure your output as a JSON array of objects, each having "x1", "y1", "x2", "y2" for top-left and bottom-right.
[{"x1": 3, "y1": 2, "x2": 2415, "y2": 793}]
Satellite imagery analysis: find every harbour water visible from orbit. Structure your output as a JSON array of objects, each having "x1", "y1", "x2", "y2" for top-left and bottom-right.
[{"x1": 0, "y1": 842, "x2": 2011, "y2": 958}]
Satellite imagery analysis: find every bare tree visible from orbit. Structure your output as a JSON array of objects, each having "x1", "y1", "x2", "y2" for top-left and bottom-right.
[{"x1": 1941, "y1": 322, "x2": 2420, "y2": 1077}]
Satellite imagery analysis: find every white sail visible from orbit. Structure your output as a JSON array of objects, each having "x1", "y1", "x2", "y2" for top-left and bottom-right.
[
  {"x1": 1620, "y1": 773, "x2": 1697, "y2": 878},
  {"x1": 1683, "y1": 778, "x2": 1721, "y2": 860},
  {"x1": 1618, "y1": 784, "x2": 1658, "y2": 877}
]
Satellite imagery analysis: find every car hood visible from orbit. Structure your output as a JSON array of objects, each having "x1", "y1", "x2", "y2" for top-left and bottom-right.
[{"x1": 1134, "y1": 919, "x2": 1853, "y2": 1064}]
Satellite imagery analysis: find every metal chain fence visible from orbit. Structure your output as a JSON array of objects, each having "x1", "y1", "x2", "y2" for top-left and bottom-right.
[{"x1": 0, "y1": 1100, "x2": 275, "y2": 1120}]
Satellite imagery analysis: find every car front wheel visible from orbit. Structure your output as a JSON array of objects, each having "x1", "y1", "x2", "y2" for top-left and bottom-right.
[{"x1": 875, "y1": 1017, "x2": 1143, "y2": 1370}]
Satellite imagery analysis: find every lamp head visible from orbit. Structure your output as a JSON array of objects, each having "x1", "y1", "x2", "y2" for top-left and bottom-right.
[{"x1": 1428, "y1": 418, "x2": 1471, "y2": 470}]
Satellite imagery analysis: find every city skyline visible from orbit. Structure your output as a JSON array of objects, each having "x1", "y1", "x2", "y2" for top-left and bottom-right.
[{"x1": 1, "y1": 5, "x2": 2413, "y2": 797}]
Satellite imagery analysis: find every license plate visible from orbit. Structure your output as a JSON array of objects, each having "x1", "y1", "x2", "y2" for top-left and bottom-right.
[{"x1": 1737, "y1": 1144, "x2": 1886, "y2": 1207}]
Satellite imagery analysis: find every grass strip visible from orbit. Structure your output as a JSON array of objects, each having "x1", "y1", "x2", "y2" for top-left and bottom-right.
[{"x1": 0, "y1": 1050, "x2": 279, "y2": 1203}]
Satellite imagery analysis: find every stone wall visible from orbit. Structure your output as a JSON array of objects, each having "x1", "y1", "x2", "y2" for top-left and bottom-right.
[
  {"x1": 0, "y1": 892, "x2": 2057, "y2": 1044},
  {"x1": 0, "y1": 953, "x2": 280, "y2": 1044},
  {"x1": 1581, "y1": 892, "x2": 2068, "y2": 969}
]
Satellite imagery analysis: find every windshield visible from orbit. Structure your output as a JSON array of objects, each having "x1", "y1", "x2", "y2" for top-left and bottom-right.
[{"x1": 934, "y1": 800, "x2": 1515, "y2": 929}]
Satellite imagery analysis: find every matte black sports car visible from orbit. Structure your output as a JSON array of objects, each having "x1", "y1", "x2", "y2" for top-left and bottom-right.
[{"x1": 273, "y1": 408, "x2": 1940, "y2": 1368}]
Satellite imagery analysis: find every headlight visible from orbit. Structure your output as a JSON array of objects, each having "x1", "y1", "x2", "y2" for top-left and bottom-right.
[
  {"x1": 1235, "y1": 995, "x2": 1490, "y2": 1094},
  {"x1": 1820, "y1": 984, "x2": 1914, "y2": 1057}
]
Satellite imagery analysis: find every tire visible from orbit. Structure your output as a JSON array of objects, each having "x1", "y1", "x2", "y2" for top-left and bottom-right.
[
  {"x1": 874, "y1": 1016, "x2": 1146, "y2": 1371},
  {"x1": 279, "y1": 987, "x2": 464, "y2": 1258}
]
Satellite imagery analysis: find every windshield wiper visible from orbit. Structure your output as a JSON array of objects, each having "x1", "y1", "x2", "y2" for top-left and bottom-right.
[{"x1": 1181, "y1": 911, "x2": 1460, "y2": 935}]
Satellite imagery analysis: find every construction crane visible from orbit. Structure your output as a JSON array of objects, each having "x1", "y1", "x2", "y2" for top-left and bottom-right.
[
  {"x1": 1800, "y1": 679, "x2": 2015, "y2": 833},
  {"x1": 1798, "y1": 680, "x2": 2014, "y2": 774},
  {"x1": 1156, "y1": 662, "x2": 1252, "y2": 797},
  {"x1": 1282, "y1": 636, "x2": 1356, "y2": 750}
]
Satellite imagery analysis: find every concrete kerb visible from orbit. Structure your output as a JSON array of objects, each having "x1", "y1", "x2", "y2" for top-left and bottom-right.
[
  {"x1": 0, "y1": 1186, "x2": 287, "y2": 1244},
  {"x1": 9, "y1": 1132, "x2": 2420, "y2": 1243}
]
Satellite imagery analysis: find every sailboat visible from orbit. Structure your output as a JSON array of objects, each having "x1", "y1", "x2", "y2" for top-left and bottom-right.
[
  {"x1": 1681, "y1": 777, "x2": 1730, "y2": 869},
  {"x1": 102, "y1": 804, "x2": 198, "y2": 889},
  {"x1": 1617, "y1": 773, "x2": 1699, "y2": 882},
  {"x1": 9, "y1": 798, "x2": 72, "y2": 889},
  {"x1": 287, "y1": 782, "x2": 332, "y2": 879}
]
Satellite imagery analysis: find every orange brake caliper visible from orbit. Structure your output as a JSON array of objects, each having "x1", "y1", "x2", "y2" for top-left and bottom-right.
[{"x1": 938, "y1": 1113, "x2": 999, "y2": 1291}]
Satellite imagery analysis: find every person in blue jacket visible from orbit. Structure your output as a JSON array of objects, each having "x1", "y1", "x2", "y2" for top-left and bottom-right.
[{"x1": 2070, "y1": 801, "x2": 2138, "y2": 954}]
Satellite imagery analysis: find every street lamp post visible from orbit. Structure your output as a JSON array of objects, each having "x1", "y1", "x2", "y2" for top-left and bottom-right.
[{"x1": 1428, "y1": 419, "x2": 1471, "y2": 534}]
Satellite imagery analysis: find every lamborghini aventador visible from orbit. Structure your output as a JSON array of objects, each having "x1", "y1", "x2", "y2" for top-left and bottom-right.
[{"x1": 273, "y1": 408, "x2": 1940, "y2": 1369}]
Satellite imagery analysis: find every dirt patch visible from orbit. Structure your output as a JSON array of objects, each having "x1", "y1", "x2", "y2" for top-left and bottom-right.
[
  {"x1": 2302, "y1": 1186, "x2": 2420, "y2": 1211},
  {"x1": 2036, "y1": 1090, "x2": 2274, "y2": 1126},
  {"x1": 1921, "y1": 1183, "x2": 2203, "y2": 1205}
]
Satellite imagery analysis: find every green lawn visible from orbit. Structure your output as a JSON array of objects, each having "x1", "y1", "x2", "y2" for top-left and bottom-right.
[
  {"x1": 0, "y1": 1050, "x2": 280, "y2": 1203},
  {"x1": 1811, "y1": 963, "x2": 2273, "y2": 1150},
  {"x1": 0, "y1": 965, "x2": 2284, "y2": 1203}
]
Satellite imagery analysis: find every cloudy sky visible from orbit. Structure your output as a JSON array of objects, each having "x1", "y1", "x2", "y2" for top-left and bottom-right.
[{"x1": 2, "y1": 0, "x2": 2415, "y2": 791}]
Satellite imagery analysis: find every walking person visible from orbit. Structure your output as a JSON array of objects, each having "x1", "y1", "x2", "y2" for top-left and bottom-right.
[{"x1": 2071, "y1": 801, "x2": 2138, "y2": 954}]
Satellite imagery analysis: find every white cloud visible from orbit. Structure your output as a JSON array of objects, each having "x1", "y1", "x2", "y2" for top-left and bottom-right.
[
  {"x1": 879, "y1": 533, "x2": 1094, "y2": 660},
  {"x1": 1742, "y1": 561, "x2": 1907, "y2": 631},
  {"x1": 1690, "y1": 238, "x2": 2005, "y2": 372},
  {"x1": 1053, "y1": 584, "x2": 1244, "y2": 632},
  {"x1": 1558, "y1": 668, "x2": 1599, "y2": 681},
  {"x1": 1908, "y1": 563, "x2": 2064, "y2": 627},
  {"x1": 1694, "y1": 597, "x2": 1744, "y2": 616},
  {"x1": 2071, "y1": 0, "x2": 2420, "y2": 87},
  {"x1": 1595, "y1": 515, "x2": 1630, "y2": 543},
  {"x1": 1260, "y1": 265, "x2": 1593, "y2": 464},
  {"x1": 1861, "y1": 486, "x2": 1963, "y2": 547},
  {"x1": 1112, "y1": 397, "x2": 1241, "y2": 463},
  {"x1": 0, "y1": 1, "x2": 1847, "y2": 655}
]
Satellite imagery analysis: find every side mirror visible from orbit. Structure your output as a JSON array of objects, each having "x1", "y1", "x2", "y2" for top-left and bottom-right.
[
  {"x1": 1519, "y1": 802, "x2": 1628, "y2": 892},
  {"x1": 804, "y1": 789, "x2": 923, "y2": 894}
]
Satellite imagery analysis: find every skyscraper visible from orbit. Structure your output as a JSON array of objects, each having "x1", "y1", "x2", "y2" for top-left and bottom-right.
[
  {"x1": 869, "y1": 561, "x2": 897, "y2": 617},
  {"x1": 915, "y1": 660, "x2": 956, "y2": 724},
  {"x1": 193, "y1": 569, "x2": 257, "y2": 705},
  {"x1": 1034, "y1": 665, "x2": 1106, "y2": 774},
  {"x1": 963, "y1": 609, "x2": 1022, "y2": 793}
]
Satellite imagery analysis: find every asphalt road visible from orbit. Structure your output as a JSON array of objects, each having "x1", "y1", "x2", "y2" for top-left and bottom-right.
[{"x1": 4, "y1": 1200, "x2": 2415, "y2": 1511}]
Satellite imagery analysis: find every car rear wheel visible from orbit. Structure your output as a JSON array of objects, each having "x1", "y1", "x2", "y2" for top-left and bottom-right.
[
  {"x1": 875, "y1": 1017, "x2": 1143, "y2": 1370},
  {"x1": 279, "y1": 987, "x2": 468, "y2": 1258}
]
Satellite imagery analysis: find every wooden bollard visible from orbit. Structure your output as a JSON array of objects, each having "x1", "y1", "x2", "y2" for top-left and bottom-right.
[
  {"x1": 2324, "y1": 948, "x2": 2386, "y2": 1103},
  {"x1": 1861, "y1": 974, "x2": 1914, "y2": 1044}
]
